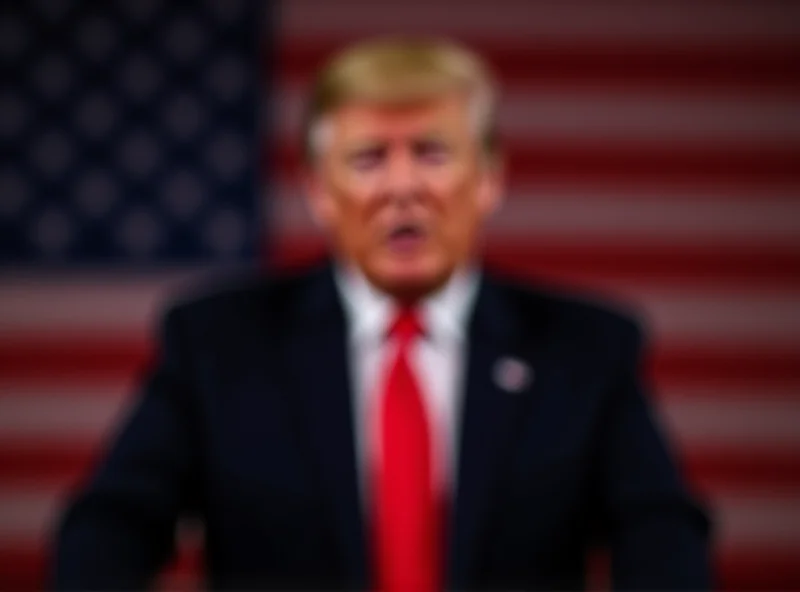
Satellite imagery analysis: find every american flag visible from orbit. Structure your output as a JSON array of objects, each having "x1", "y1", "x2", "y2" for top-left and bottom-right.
[{"x1": 1, "y1": 0, "x2": 799, "y2": 590}]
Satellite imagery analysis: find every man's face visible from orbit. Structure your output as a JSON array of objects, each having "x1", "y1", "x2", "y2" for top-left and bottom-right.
[{"x1": 305, "y1": 92, "x2": 503, "y2": 299}]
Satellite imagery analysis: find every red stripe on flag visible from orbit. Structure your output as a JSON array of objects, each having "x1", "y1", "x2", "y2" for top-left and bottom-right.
[
  {"x1": 716, "y1": 549, "x2": 800, "y2": 590},
  {"x1": 0, "y1": 544, "x2": 202, "y2": 592},
  {"x1": 0, "y1": 333, "x2": 152, "y2": 382},
  {"x1": 279, "y1": 38, "x2": 800, "y2": 92}
]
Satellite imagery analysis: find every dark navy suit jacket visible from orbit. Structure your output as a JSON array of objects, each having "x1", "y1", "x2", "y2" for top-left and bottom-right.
[{"x1": 52, "y1": 263, "x2": 711, "y2": 590}]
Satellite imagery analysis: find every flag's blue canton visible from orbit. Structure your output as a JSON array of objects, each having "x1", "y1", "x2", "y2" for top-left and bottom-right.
[{"x1": 0, "y1": 0, "x2": 262, "y2": 267}]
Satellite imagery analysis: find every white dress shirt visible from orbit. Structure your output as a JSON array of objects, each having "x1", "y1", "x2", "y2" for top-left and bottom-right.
[{"x1": 334, "y1": 264, "x2": 480, "y2": 506}]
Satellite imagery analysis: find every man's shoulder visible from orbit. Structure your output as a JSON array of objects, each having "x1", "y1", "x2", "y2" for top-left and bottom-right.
[
  {"x1": 160, "y1": 264, "x2": 324, "y2": 332},
  {"x1": 159, "y1": 264, "x2": 644, "y2": 348},
  {"x1": 486, "y1": 270, "x2": 644, "y2": 348}
]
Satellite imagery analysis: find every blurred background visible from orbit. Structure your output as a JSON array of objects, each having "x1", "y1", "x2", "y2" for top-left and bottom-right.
[{"x1": 1, "y1": 0, "x2": 799, "y2": 590}]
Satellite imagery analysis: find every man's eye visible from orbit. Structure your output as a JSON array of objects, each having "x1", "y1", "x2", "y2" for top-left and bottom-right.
[
  {"x1": 348, "y1": 149, "x2": 384, "y2": 170},
  {"x1": 415, "y1": 141, "x2": 450, "y2": 163}
]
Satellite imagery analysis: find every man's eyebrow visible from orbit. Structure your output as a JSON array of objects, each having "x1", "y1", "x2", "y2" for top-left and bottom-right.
[
  {"x1": 342, "y1": 140, "x2": 386, "y2": 156},
  {"x1": 414, "y1": 130, "x2": 454, "y2": 142}
]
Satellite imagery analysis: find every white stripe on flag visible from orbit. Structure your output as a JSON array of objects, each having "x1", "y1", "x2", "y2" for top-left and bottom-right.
[
  {"x1": 657, "y1": 396, "x2": 800, "y2": 449},
  {"x1": 0, "y1": 271, "x2": 205, "y2": 333},
  {"x1": 0, "y1": 388, "x2": 131, "y2": 440}
]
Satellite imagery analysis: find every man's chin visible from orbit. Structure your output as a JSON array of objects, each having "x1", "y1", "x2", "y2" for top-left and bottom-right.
[{"x1": 366, "y1": 258, "x2": 451, "y2": 301}]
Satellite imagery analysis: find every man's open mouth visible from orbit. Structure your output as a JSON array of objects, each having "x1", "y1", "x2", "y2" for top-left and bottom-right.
[{"x1": 386, "y1": 222, "x2": 427, "y2": 252}]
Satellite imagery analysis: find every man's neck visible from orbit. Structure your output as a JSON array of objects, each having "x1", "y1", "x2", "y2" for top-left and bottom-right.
[
  {"x1": 333, "y1": 260, "x2": 481, "y2": 344},
  {"x1": 337, "y1": 262, "x2": 471, "y2": 303}
]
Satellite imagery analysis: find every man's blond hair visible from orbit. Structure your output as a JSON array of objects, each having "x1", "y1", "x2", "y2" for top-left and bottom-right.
[{"x1": 302, "y1": 37, "x2": 499, "y2": 162}]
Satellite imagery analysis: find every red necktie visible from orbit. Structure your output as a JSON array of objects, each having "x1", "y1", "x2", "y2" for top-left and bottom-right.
[{"x1": 373, "y1": 307, "x2": 441, "y2": 592}]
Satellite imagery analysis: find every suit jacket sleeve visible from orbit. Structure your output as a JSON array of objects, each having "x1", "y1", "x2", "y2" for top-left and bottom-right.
[
  {"x1": 600, "y1": 320, "x2": 712, "y2": 590},
  {"x1": 51, "y1": 305, "x2": 201, "y2": 590}
]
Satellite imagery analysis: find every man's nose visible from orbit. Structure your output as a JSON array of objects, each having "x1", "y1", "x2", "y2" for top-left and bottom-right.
[{"x1": 380, "y1": 151, "x2": 423, "y2": 201}]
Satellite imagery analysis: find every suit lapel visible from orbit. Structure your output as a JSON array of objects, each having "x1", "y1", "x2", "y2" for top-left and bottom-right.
[
  {"x1": 281, "y1": 266, "x2": 551, "y2": 590},
  {"x1": 282, "y1": 265, "x2": 368, "y2": 589},
  {"x1": 446, "y1": 275, "x2": 538, "y2": 589}
]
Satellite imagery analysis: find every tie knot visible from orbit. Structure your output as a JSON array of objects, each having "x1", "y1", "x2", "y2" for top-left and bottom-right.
[{"x1": 388, "y1": 306, "x2": 423, "y2": 345}]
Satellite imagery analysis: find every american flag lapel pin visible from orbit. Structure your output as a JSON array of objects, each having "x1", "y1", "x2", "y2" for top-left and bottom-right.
[{"x1": 493, "y1": 357, "x2": 532, "y2": 393}]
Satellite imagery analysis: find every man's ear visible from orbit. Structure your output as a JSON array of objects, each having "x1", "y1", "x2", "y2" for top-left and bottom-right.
[
  {"x1": 302, "y1": 164, "x2": 336, "y2": 231},
  {"x1": 477, "y1": 151, "x2": 505, "y2": 217}
]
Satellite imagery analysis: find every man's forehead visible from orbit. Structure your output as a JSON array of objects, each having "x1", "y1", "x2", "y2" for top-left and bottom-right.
[{"x1": 330, "y1": 94, "x2": 471, "y2": 139}]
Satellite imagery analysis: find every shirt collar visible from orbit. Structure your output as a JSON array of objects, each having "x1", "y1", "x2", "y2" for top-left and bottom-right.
[{"x1": 334, "y1": 262, "x2": 480, "y2": 346}]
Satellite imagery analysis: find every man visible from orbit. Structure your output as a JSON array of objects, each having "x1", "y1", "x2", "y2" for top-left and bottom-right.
[{"x1": 52, "y1": 38, "x2": 711, "y2": 590}]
